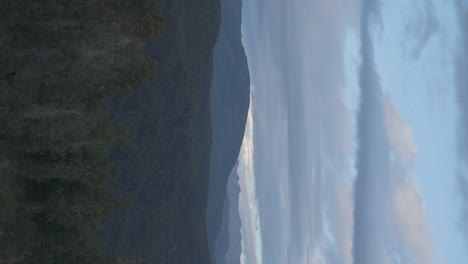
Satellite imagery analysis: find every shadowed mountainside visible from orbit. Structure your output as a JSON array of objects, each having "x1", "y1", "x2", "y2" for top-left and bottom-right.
[
  {"x1": 100, "y1": 0, "x2": 221, "y2": 263},
  {"x1": 214, "y1": 163, "x2": 242, "y2": 264},
  {"x1": 206, "y1": 0, "x2": 250, "y2": 262},
  {"x1": 0, "y1": 0, "x2": 224, "y2": 263}
]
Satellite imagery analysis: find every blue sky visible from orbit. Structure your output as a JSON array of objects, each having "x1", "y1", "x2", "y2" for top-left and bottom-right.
[
  {"x1": 237, "y1": 0, "x2": 467, "y2": 263},
  {"x1": 374, "y1": 0, "x2": 464, "y2": 262}
]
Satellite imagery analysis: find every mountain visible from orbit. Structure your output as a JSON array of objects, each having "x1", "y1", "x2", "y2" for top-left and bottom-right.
[
  {"x1": 214, "y1": 163, "x2": 243, "y2": 264},
  {"x1": 99, "y1": 0, "x2": 221, "y2": 263},
  {"x1": 206, "y1": 0, "x2": 250, "y2": 262},
  {"x1": 0, "y1": 0, "x2": 225, "y2": 263}
]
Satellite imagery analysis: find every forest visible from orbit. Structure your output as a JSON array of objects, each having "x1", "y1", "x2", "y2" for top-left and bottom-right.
[{"x1": 0, "y1": 1, "x2": 161, "y2": 263}]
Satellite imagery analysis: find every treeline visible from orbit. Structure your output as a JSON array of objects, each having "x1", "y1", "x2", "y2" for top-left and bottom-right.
[{"x1": 0, "y1": 1, "x2": 161, "y2": 263}]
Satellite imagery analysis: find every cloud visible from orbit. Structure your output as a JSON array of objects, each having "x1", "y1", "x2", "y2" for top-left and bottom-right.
[
  {"x1": 457, "y1": 172, "x2": 468, "y2": 243},
  {"x1": 241, "y1": 0, "x2": 360, "y2": 263},
  {"x1": 242, "y1": 0, "x2": 436, "y2": 263},
  {"x1": 392, "y1": 179, "x2": 434, "y2": 264},
  {"x1": 384, "y1": 97, "x2": 418, "y2": 168},
  {"x1": 238, "y1": 94, "x2": 263, "y2": 264},
  {"x1": 328, "y1": 180, "x2": 354, "y2": 264},
  {"x1": 403, "y1": 0, "x2": 439, "y2": 59},
  {"x1": 353, "y1": 0, "x2": 393, "y2": 263},
  {"x1": 383, "y1": 98, "x2": 433, "y2": 263},
  {"x1": 454, "y1": 0, "x2": 468, "y2": 168},
  {"x1": 453, "y1": 0, "x2": 468, "y2": 250},
  {"x1": 385, "y1": 98, "x2": 433, "y2": 264},
  {"x1": 353, "y1": 0, "x2": 434, "y2": 263}
]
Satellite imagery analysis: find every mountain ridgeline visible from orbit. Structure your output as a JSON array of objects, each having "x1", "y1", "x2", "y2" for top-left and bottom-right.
[{"x1": 207, "y1": 0, "x2": 250, "y2": 262}]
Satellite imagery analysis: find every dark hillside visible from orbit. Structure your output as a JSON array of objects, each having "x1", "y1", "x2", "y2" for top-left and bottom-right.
[
  {"x1": 100, "y1": 0, "x2": 221, "y2": 263},
  {"x1": 0, "y1": 0, "x2": 221, "y2": 263},
  {"x1": 0, "y1": 1, "x2": 161, "y2": 263}
]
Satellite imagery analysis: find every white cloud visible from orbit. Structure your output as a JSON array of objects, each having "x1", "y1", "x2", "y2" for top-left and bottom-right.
[
  {"x1": 384, "y1": 95, "x2": 434, "y2": 264},
  {"x1": 384, "y1": 97, "x2": 418, "y2": 168},
  {"x1": 453, "y1": 0, "x2": 468, "y2": 253},
  {"x1": 392, "y1": 179, "x2": 434, "y2": 264},
  {"x1": 238, "y1": 93, "x2": 263, "y2": 264},
  {"x1": 353, "y1": 0, "x2": 435, "y2": 261},
  {"x1": 240, "y1": 0, "x2": 437, "y2": 263},
  {"x1": 241, "y1": 0, "x2": 360, "y2": 263},
  {"x1": 329, "y1": 180, "x2": 353, "y2": 264}
]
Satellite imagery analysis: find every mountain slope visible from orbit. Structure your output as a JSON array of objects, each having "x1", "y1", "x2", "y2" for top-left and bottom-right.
[
  {"x1": 214, "y1": 163, "x2": 243, "y2": 264},
  {"x1": 206, "y1": 0, "x2": 250, "y2": 262},
  {"x1": 100, "y1": 0, "x2": 221, "y2": 263}
]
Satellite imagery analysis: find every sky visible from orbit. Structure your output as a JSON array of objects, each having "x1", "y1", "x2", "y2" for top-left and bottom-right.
[{"x1": 236, "y1": 0, "x2": 468, "y2": 263}]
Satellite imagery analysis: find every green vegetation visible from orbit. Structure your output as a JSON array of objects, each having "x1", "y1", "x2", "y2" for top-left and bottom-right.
[{"x1": 0, "y1": 1, "x2": 161, "y2": 263}]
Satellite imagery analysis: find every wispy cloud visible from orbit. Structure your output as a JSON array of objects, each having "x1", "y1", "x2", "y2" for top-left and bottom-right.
[
  {"x1": 384, "y1": 97, "x2": 418, "y2": 168},
  {"x1": 403, "y1": 0, "x2": 439, "y2": 59},
  {"x1": 241, "y1": 0, "x2": 361, "y2": 263},
  {"x1": 353, "y1": 1, "x2": 392, "y2": 263},
  {"x1": 353, "y1": 0, "x2": 434, "y2": 263},
  {"x1": 453, "y1": 0, "x2": 468, "y2": 250},
  {"x1": 328, "y1": 179, "x2": 354, "y2": 264},
  {"x1": 392, "y1": 179, "x2": 434, "y2": 263},
  {"x1": 238, "y1": 92, "x2": 263, "y2": 264},
  {"x1": 457, "y1": 173, "x2": 468, "y2": 244},
  {"x1": 241, "y1": 0, "x2": 437, "y2": 263},
  {"x1": 385, "y1": 98, "x2": 435, "y2": 263}
]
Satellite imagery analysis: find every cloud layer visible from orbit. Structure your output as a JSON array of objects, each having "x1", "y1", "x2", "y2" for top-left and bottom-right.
[
  {"x1": 238, "y1": 93, "x2": 262, "y2": 264},
  {"x1": 453, "y1": 0, "x2": 468, "y2": 250},
  {"x1": 239, "y1": 0, "x2": 436, "y2": 263},
  {"x1": 384, "y1": 97, "x2": 418, "y2": 168},
  {"x1": 353, "y1": 1, "x2": 393, "y2": 261},
  {"x1": 241, "y1": 0, "x2": 359, "y2": 263},
  {"x1": 353, "y1": 0, "x2": 434, "y2": 263},
  {"x1": 391, "y1": 179, "x2": 434, "y2": 263}
]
